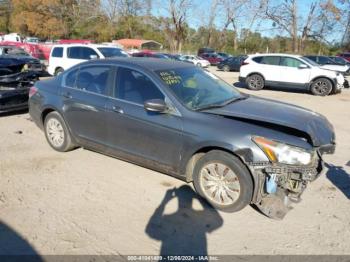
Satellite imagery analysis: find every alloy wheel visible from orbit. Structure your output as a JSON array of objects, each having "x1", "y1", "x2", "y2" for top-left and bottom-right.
[
  {"x1": 248, "y1": 75, "x2": 263, "y2": 89},
  {"x1": 46, "y1": 118, "x2": 65, "y2": 148},
  {"x1": 313, "y1": 80, "x2": 331, "y2": 95},
  {"x1": 199, "y1": 162, "x2": 241, "y2": 206}
]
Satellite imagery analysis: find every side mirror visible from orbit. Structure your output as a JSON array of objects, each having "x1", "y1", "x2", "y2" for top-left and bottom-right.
[
  {"x1": 89, "y1": 55, "x2": 98, "y2": 60},
  {"x1": 298, "y1": 64, "x2": 308, "y2": 69},
  {"x1": 144, "y1": 99, "x2": 167, "y2": 113}
]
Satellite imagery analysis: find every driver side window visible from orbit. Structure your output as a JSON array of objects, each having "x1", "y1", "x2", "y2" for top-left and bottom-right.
[{"x1": 115, "y1": 67, "x2": 164, "y2": 105}]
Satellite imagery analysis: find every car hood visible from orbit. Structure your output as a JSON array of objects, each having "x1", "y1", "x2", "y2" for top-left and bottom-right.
[
  {"x1": 203, "y1": 96, "x2": 335, "y2": 147},
  {"x1": 320, "y1": 64, "x2": 348, "y2": 72}
]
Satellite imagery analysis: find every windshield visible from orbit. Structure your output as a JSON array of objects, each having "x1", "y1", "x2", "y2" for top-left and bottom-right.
[
  {"x1": 301, "y1": 57, "x2": 319, "y2": 67},
  {"x1": 97, "y1": 48, "x2": 129, "y2": 58},
  {"x1": 156, "y1": 67, "x2": 242, "y2": 110}
]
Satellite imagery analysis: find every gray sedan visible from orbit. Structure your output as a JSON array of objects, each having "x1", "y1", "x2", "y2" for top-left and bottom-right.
[{"x1": 29, "y1": 58, "x2": 335, "y2": 219}]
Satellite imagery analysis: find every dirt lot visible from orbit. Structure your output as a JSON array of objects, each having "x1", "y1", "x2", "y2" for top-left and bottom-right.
[{"x1": 0, "y1": 67, "x2": 350, "y2": 256}]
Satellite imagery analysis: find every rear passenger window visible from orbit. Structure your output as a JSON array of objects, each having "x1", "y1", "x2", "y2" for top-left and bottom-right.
[
  {"x1": 76, "y1": 66, "x2": 111, "y2": 95},
  {"x1": 67, "y1": 47, "x2": 98, "y2": 60},
  {"x1": 115, "y1": 67, "x2": 164, "y2": 104},
  {"x1": 67, "y1": 47, "x2": 80, "y2": 59},
  {"x1": 81, "y1": 47, "x2": 99, "y2": 60},
  {"x1": 261, "y1": 56, "x2": 280, "y2": 65},
  {"x1": 52, "y1": 47, "x2": 63, "y2": 58},
  {"x1": 252, "y1": 56, "x2": 263, "y2": 63}
]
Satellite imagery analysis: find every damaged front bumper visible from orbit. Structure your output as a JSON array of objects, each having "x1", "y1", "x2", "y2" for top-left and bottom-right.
[{"x1": 248, "y1": 151, "x2": 329, "y2": 220}]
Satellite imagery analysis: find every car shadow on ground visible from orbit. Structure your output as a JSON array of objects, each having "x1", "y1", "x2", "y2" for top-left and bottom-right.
[
  {"x1": 326, "y1": 163, "x2": 350, "y2": 199},
  {"x1": 0, "y1": 220, "x2": 42, "y2": 261},
  {"x1": 145, "y1": 185, "x2": 223, "y2": 256},
  {"x1": 0, "y1": 109, "x2": 28, "y2": 117},
  {"x1": 233, "y1": 81, "x2": 309, "y2": 95}
]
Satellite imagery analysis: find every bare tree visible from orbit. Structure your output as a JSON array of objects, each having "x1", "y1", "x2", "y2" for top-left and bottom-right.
[
  {"x1": 263, "y1": 0, "x2": 299, "y2": 52},
  {"x1": 162, "y1": 0, "x2": 191, "y2": 52},
  {"x1": 205, "y1": 0, "x2": 220, "y2": 46}
]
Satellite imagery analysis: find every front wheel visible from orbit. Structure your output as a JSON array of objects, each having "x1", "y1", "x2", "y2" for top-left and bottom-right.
[
  {"x1": 44, "y1": 111, "x2": 75, "y2": 152},
  {"x1": 246, "y1": 74, "x2": 264, "y2": 90},
  {"x1": 310, "y1": 78, "x2": 333, "y2": 96},
  {"x1": 192, "y1": 150, "x2": 253, "y2": 212},
  {"x1": 223, "y1": 65, "x2": 230, "y2": 72}
]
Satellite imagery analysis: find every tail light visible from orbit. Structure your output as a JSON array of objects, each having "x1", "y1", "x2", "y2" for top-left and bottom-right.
[
  {"x1": 29, "y1": 86, "x2": 38, "y2": 98},
  {"x1": 241, "y1": 61, "x2": 249, "y2": 66}
]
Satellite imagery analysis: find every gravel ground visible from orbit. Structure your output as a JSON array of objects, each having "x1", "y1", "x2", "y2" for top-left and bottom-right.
[{"x1": 0, "y1": 67, "x2": 349, "y2": 256}]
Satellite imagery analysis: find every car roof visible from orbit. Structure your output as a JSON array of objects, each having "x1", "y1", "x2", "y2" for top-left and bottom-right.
[
  {"x1": 52, "y1": 44, "x2": 121, "y2": 49},
  {"x1": 83, "y1": 57, "x2": 194, "y2": 71},
  {"x1": 248, "y1": 53, "x2": 303, "y2": 59}
]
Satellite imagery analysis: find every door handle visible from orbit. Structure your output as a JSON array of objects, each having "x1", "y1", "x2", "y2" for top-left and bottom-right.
[
  {"x1": 112, "y1": 106, "x2": 124, "y2": 114},
  {"x1": 62, "y1": 92, "x2": 72, "y2": 99}
]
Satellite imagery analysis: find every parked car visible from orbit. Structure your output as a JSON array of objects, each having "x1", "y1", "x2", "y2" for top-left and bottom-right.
[
  {"x1": 303, "y1": 55, "x2": 350, "y2": 75},
  {"x1": 162, "y1": 53, "x2": 182, "y2": 61},
  {"x1": 217, "y1": 52, "x2": 231, "y2": 59},
  {"x1": 239, "y1": 53, "x2": 345, "y2": 96},
  {"x1": 180, "y1": 55, "x2": 210, "y2": 67},
  {"x1": 329, "y1": 56, "x2": 350, "y2": 66},
  {"x1": 197, "y1": 47, "x2": 215, "y2": 56},
  {"x1": 132, "y1": 51, "x2": 170, "y2": 59},
  {"x1": 337, "y1": 52, "x2": 350, "y2": 62},
  {"x1": 200, "y1": 53, "x2": 223, "y2": 65},
  {"x1": 217, "y1": 55, "x2": 247, "y2": 72},
  {"x1": 0, "y1": 57, "x2": 39, "y2": 113},
  {"x1": 0, "y1": 46, "x2": 46, "y2": 75},
  {"x1": 29, "y1": 58, "x2": 336, "y2": 219},
  {"x1": 47, "y1": 44, "x2": 129, "y2": 76}
]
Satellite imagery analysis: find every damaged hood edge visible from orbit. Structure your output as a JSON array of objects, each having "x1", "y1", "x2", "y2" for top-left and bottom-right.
[{"x1": 202, "y1": 96, "x2": 335, "y2": 147}]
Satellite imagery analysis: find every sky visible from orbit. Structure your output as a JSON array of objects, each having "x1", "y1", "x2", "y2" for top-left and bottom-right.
[{"x1": 152, "y1": 0, "x2": 347, "y2": 43}]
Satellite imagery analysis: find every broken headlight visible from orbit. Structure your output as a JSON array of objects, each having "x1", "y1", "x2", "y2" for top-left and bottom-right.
[{"x1": 252, "y1": 136, "x2": 315, "y2": 165}]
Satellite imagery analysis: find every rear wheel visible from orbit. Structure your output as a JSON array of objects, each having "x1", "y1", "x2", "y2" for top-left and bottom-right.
[
  {"x1": 196, "y1": 63, "x2": 202, "y2": 67},
  {"x1": 223, "y1": 65, "x2": 230, "y2": 72},
  {"x1": 192, "y1": 150, "x2": 253, "y2": 212},
  {"x1": 246, "y1": 74, "x2": 264, "y2": 90},
  {"x1": 44, "y1": 111, "x2": 75, "y2": 152},
  {"x1": 310, "y1": 78, "x2": 333, "y2": 96}
]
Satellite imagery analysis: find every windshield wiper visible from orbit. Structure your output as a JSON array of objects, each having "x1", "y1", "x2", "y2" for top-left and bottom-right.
[{"x1": 195, "y1": 94, "x2": 249, "y2": 111}]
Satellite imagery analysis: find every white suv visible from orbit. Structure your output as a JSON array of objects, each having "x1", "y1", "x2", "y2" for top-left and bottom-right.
[
  {"x1": 239, "y1": 53, "x2": 345, "y2": 96},
  {"x1": 47, "y1": 44, "x2": 129, "y2": 76}
]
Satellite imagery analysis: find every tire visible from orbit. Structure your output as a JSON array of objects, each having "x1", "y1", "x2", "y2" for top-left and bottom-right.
[
  {"x1": 192, "y1": 150, "x2": 253, "y2": 212},
  {"x1": 223, "y1": 65, "x2": 230, "y2": 72},
  {"x1": 55, "y1": 67, "x2": 64, "y2": 76},
  {"x1": 196, "y1": 63, "x2": 202, "y2": 67},
  {"x1": 44, "y1": 111, "x2": 75, "y2": 152},
  {"x1": 310, "y1": 78, "x2": 333, "y2": 96},
  {"x1": 246, "y1": 74, "x2": 264, "y2": 90}
]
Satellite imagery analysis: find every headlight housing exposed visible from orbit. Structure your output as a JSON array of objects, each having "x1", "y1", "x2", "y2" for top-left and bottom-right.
[{"x1": 252, "y1": 136, "x2": 315, "y2": 165}]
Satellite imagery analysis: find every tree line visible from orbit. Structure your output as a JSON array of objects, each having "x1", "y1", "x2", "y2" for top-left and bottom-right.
[{"x1": 0, "y1": 0, "x2": 349, "y2": 54}]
